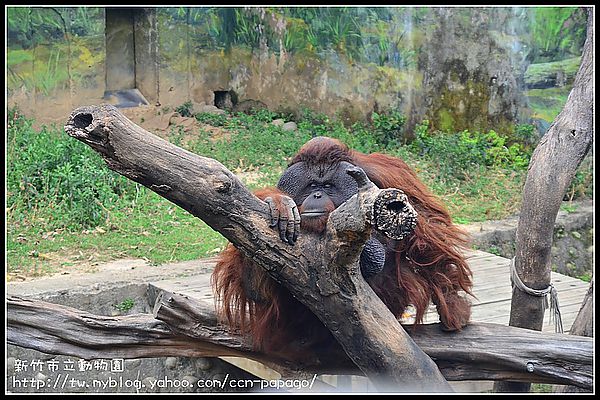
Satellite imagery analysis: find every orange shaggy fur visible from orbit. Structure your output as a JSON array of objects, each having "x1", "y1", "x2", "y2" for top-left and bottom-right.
[{"x1": 212, "y1": 137, "x2": 473, "y2": 351}]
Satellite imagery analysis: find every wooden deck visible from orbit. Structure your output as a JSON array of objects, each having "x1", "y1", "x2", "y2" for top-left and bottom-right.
[
  {"x1": 419, "y1": 250, "x2": 589, "y2": 333},
  {"x1": 150, "y1": 249, "x2": 589, "y2": 334},
  {"x1": 149, "y1": 250, "x2": 590, "y2": 390}
]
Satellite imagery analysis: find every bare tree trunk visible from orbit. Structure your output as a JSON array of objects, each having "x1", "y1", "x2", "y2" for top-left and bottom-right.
[
  {"x1": 568, "y1": 277, "x2": 594, "y2": 337},
  {"x1": 555, "y1": 277, "x2": 593, "y2": 393},
  {"x1": 495, "y1": 8, "x2": 594, "y2": 393}
]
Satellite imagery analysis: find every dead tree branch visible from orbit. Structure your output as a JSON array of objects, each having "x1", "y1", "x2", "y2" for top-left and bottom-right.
[
  {"x1": 63, "y1": 104, "x2": 447, "y2": 391},
  {"x1": 7, "y1": 295, "x2": 593, "y2": 390}
]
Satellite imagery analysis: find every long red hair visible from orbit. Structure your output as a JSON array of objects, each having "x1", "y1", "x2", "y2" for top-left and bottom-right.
[{"x1": 212, "y1": 137, "x2": 473, "y2": 351}]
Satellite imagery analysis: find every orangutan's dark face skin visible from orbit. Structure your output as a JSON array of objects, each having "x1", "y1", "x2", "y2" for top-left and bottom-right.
[{"x1": 277, "y1": 160, "x2": 359, "y2": 233}]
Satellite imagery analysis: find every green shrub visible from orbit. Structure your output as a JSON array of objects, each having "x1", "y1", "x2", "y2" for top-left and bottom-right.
[
  {"x1": 297, "y1": 107, "x2": 330, "y2": 126},
  {"x1": 195, "y1": 112, "x2": 229, "y2": 127},
  {"x1": 7, "y1": 108, "x2": 139, "y2": 230},
  {"x1": 114, "y1": 298, "x2": 135, "y2": 313},
  {"x1": 248, "y1": 108, "x2": 279, "y2": 123},
  {"x1": 513, "y1": 123, "x2": 539, "y2": 149},
  {"x1": 175, "y1": 100, "x2": 194, "y2": 117},
  {"x1": 411, "y1": 120, "x2": 532, "y2": 178},
  {"x1": 566, "y1": 153, "x2": 593, "y2": 200},
  {"x1": 6, "y1": 105, "x2": 593, "y2": 274},
  {"x1": 193, "y1": 114, "x2": 311, "y2": 178},
  {"x1": 371, "y1": 109, "x2": 406, "y2": 146}
]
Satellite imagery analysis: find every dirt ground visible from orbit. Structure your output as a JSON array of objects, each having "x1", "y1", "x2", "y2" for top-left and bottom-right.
[{"x1": 9, "y1": 92, "x2": 230, "y2": 145}]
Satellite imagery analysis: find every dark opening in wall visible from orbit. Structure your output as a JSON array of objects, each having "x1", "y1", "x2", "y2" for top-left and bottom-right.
[{"x1": 214, "y1": 90, "x2": 238, "y2": 111}]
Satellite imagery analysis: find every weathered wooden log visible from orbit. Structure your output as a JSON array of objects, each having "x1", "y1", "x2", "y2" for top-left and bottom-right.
[
  {"x1": 496, "y1": 7, "x2": 594, "y2": 393},
  {"x1": 63, "y1": 103, "x2": 448, "y2": 391},
  {"x1": 7, "y1": 295, "x2": 593, "y2": 390}
]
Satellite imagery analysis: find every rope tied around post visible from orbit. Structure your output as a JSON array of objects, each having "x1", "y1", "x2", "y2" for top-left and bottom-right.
[{"x1": 509, "y1": 257, "x2": 563, "y2": 333}]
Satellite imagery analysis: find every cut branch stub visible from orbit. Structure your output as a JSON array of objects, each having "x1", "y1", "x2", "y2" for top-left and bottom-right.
[
  {"x1": 326, "y1": 166, "x2": 418, "y2": 270},
  {"x1": 66, "y1": 108, "x2": 112, "y2": 154},
  {"x1": 346, "y1": 165, "x2": 377, "y2": 191},
  {"x1": 339, "y1": 166, "x2": 418, "y2": 241},
  {"x1": 372, "y1": 190, "x2": 418, "y2": 240}
]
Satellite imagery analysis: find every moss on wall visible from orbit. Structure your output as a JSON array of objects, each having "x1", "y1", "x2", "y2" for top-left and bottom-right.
[
  {"x1": 524, "y1": 57, "x2": 581, "y2": 89},
  {"x1": 7, "y1": 6, "x2": 588, "y2": 130}
]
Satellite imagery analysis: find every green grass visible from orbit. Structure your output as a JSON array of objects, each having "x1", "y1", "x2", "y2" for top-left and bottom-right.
[
  {"x1": 7, "y1": 191, "x2": 228, "y2": 276},
  {"x1": 6, "y1": 109, "x2": 229, "y2": 276},
  {"x1": 401, "y1": 154, "x2": 527, "y2": 223},
  {"x1": 530, "y1": 383, "x2": 553, "y2": 393},
  {"x1": 114, "y1": 298, "x2": 135, "y2": 313},
  {"x1": 560, "y1": 203, "x2": 579, "y2": 213},
  {"x1": 7, "y1": 48, "x2": 34, "y2": 66},
  {"x1": 577, "y1": 271, "x2": 593, "y2": 283},
  {"x1": 6, "y1": 107, "x2": 593, "y2": 277}
]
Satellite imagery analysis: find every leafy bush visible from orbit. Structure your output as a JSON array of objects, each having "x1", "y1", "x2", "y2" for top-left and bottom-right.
[
  {"x1": 194, "y1": 113, "x2": 311, "y2": 177},
  {"x1": 297, "y1": 107, "x2": 330, "y2": 126},
  {"x1": 565, "y1": 153, "x2": 593, "y2": 201},
  {"x1": 6, "y1": 106, "x2": 593, "y2": 275},
  {"x1": 175, "y1": 101, "x2": 194, "y2": 117},
  {"x1": 249, "y1": 108, "x2": 279, "y2": 123},
  {"x1": 411, "y1": 120, "x2": 532, "y2": 178},
  {"x1": 195, "y1": 112, "x2": 229, "y2": 127},
  {"x1": 526, "y1": 8, "x2": 587, "y2": 63},
  {"x1": 114, "y1": 298, "x2": 135, "y2": 313},
  {"x1": 513, "y1": 123, "x2": 539, "y2": 149},
  {"x1": 371, "y1": 109, "x2": 406, "y2": 146},
  {"x1": 7, "y1": 108, "x2": 138, "y2": 230}
]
